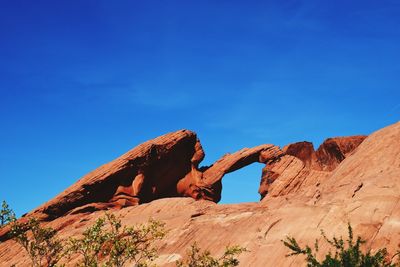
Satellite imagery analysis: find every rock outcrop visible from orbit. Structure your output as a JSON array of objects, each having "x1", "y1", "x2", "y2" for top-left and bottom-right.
[
  {"x1": 25, "y1": 130, "x2": 283, "y2": 222},
  {"x1": 258, "y1": 135, "x2": 367, "y2": 199},
  {"x1": 2, "y1": 121, "x2": 399, "y2": 267},
  {"x1": 27, "y1": 130, "x2": 202, "y2": 221},
  {"x1": 185, "y1": 144, "x2": 283, "y2": 202}
]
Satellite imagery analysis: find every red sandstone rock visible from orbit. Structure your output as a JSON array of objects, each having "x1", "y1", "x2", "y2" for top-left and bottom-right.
[
  {"x1": 2, "y1": 122, "x2": 400, "y2": 267},
  {"x1": 283, "y1": 141, "x2": 317, "y2": 168},
  {"x1": 194, "y1": 145, "x2": 283, "y2": 202},
  {"x1": 258, "y1": 135, "x2": 367, "y2": 199},
  {"x1": 315, "y1": 136, "x2": 367, "y2": 171},
  {"x1": 26, "y1": 130, "x2": 202, "y2": 221},
  {"x1": 18, "y1": 130, "x2": 283, "y2": 224}
]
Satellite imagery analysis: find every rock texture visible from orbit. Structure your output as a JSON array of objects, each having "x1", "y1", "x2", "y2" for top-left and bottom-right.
[
  {"x1": 188, "y1": 144, "x2": 283, "y2": 202},
  {"x1": 27, "y1": 130, "x2": 202, "y2": 221},
  {"x1": 258, "y1": 135, "x2": 367, "y2": 199},
  {"x1": 1, "y1": 122, "x2": 400, "y2": 267},
  {"x1": 23, "y1": 130, "x2": 283, "y2": 222}
]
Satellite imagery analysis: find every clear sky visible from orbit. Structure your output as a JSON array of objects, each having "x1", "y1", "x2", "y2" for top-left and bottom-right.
[{"x1": 1, "y1": 1, "x2": 399, "y2": 217}]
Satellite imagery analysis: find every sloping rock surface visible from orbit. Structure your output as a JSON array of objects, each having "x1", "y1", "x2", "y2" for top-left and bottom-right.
[
  {"x1": 258, "y1": 135, "x2": 367, "y2": 199},
  {"x1": 1, "y1": 122, "x2": 399, "y2": 267},
  {"x1": 27, "y1": 130, "x2": 202, "y2": 221}
]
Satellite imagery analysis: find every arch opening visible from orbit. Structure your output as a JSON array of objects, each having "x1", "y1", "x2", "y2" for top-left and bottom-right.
[{"x1": 219, "y1": 162, "x2": 264, "y2": 204}]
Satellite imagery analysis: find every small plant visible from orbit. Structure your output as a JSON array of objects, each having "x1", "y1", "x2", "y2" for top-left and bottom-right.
[
  {"x1": 9, "y1": 217, "x2": 63, "y2": 267},
  {"x1": 102, "y1": 213, "x2": 166, "y2": 267},
  {"x1": 1, "y1": 200, "x2": 16, "y2": 227},
  {"x1": 282, "y1": 223, "x2": 400, "y2": 267},
  {"x1": 66, "y1": 217, "x2": 108, "y2": 267},
  {"x1": 2, "y1": 201, "x2": 249, "y2": 267},
  {"x1": 66, "y1": 213, "x2": 166, "y2": 267},
  {"x1": 176, "y1": 242, "x2": 246, "y2": 267}
]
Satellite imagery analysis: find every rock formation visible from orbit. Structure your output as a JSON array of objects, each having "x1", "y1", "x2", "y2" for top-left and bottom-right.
[
  {"x1": 25, "y1": 130, "x2": 283, "y2": 222},
  {"x1": 258, "y1": 135, "x2": 366, "y2": 199},
  {"x1": 182, "y1": 144, "x2": 284, "y2": 202},
  {"x1": 2, "y1": 121, "x2": 400, "y2": 267}
]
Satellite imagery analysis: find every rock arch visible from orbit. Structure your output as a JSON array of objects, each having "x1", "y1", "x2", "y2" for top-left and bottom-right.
[
  {"x1": 26, "y1": 129, "x2": 365, "y2": 222},
  {"x1": 28, "y1": 130, "x2": 283, "y2": 221},
  {"x1": 178, "y1": 144, "x2": 283, "y2": 203}
]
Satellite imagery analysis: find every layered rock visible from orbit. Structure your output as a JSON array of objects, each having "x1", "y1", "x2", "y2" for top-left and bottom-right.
[
  {"x1": 315, "y1": 136, "x2": 367, "y2": 171},
  {"x1": 25, "y1": 130, "x2": 283, "y2": 222},
  {"x1": 1, "y1": 121, "x2": 399, "y2": 266},
  {"x1": 258, "y1": 136, "x2": 367, "y2": 199},
  {"x1": 27, "y1": 130, "x2": 201, "y2": 221}
]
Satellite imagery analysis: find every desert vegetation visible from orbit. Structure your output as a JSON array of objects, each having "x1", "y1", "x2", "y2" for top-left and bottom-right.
[
  {"x1": 65, "y1": 213, "x2": 166, "y2": 267},
  {"x1": 282, "y1": 224, "x2": 400, "y2": 267},
  {"x1": 10, "y1": 217, "x2": 64, "y2": 267},
  {"x1": 4, "y1": 200, "x2": 400, "y2": 267},
  {"x1": 1, "y1": 200, "x2": 245, "y2": 267},
  {"x1": 1, "y1": 200, "x2": 15, "y2": 227},
  {"x1": 176, "y1": 243, "x2": 246, "y2": 267}
]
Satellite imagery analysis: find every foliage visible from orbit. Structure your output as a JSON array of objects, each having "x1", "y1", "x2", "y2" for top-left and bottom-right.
[
  {"x1": 102, "y1": 213, "x2": 166, "y2": 267},
  {"x1": 282, "y1": 223, "x2": 400, "y2": 267},
  {"x1": 176, "y1": 242, "x2": 246, "y2": 267},
  {"x1": 9, "y1": 217, "x2": 64, "y2": 267},
  {"x1": 0, "y1": 200, "x2": 16, "y2": 227},
  {"x1": 66, "y1": 217, "x2": 108, "y2": 267},
  {"x1": 66, "y1": 213, "x2": 166, "y2": 267}
]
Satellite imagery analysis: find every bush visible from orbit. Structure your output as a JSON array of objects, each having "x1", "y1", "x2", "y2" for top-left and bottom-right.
[
  {"x1": 1, "y1": 200, "x2": 15, "y2": 227},
  {"x1": 102, "y1": 213, "x2": 166, "y2": 267},
  {"x1": 2, "y1": 200, "x2": 243, "y2": 267},
  {"x1": 9, "y1": 217, "x2": 64, "y2": 267},
  {"x1": 176, "y1": 242, "x2": 246, "y2": 267},
  {"x1": 66, "y1": 216, "x2": 107, "y2": 267},
  {"x1": 66, "y1": 213, "x2": 166, "y2": 267},
  {"x1": 282, "y1": 223, "x2": 400, "y2": 267}
]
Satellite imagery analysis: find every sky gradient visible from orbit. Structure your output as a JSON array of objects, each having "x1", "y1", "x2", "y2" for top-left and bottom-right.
[{"x1": 1, "y1": 1, "x2": 399, "y2": 217}]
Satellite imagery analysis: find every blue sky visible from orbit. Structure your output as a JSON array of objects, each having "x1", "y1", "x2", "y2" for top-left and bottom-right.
[{"x1": 1, "y1": 1, "x2": 399, "y2": 216}]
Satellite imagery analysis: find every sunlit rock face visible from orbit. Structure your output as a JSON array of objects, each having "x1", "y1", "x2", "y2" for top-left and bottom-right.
[
  {"x1": 4, "y1": 127, "x2": 365, "y2": 223},
  {"x1": 23, "y1": 129, "x2": 283, "y2": 221},
  {"x1": 26, "y1": 129, "x2": 205, "y2": 220},
  {"x1": 258, "y1": 135, "x2": 367, "y2": 199},
  {"x1": 1, "y1": 122, "x2": 400, "y2": 267}
]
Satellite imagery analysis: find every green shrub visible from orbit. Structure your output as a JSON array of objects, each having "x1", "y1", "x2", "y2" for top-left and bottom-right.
[
  {"x1": 66, "y1": 213, "x2": 166, "y2": 267},
  {"x1": 102, "y1": 213, "x2": 166, "y2": 267},
  {"x1": 176, "y1": 242, "x2": 246, "y2": 267},
  {"x1": 66, "y1": 217, "x2": 107, "y2": 267},
  {"x1": 1, "y1": 200, "x2": 15, "y2": 227},
  {"x1": 282, "y1": 223, "x2": 400, "y2": 267},
  {"x1": 1, "y1": 200, "x2": 248, "y2": 267},
  {"x1": 9, "y1": 217, "x2": 64, "y2": 267}
]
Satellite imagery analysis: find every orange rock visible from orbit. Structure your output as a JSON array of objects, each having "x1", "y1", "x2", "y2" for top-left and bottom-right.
[
  {"x1": 258, "y1": 135, "x2": 367, "y2": 199},
  {"x1": 17, "y1": 130, "x2": 283, "y2": 224},
  {"x1": 315, "y1": 136, "x2": 367, "y2": 171},
  {"x1": 26, "y1": 129, "x2": 202, "y2": 221},
  {"x1": 2, "y1": 122, "x2": 400, "y2": 267}
]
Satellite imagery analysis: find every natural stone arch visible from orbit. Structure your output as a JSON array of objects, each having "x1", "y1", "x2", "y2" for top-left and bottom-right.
[
  {"x1": 179, "y1": 144, "x2": 284, "y2": 203},
  {"x1": 26, "y1": 130, "x2": 284, "y2": 221}
]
